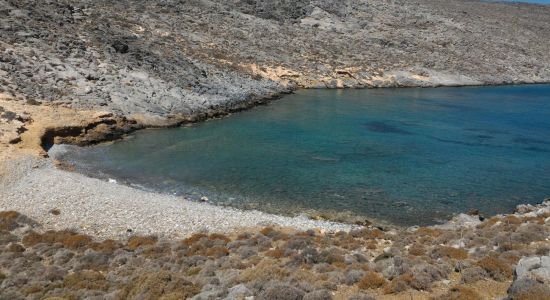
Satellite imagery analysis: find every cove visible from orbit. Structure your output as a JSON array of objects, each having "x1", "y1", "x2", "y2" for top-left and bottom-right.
[{"x1": 57, "y1": 85, "x2": 550, "y2": 226}]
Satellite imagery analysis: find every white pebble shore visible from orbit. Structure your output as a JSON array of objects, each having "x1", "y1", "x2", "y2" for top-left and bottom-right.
[{"x1": 0, "y1": 156, "x2": 354, "y2": 240}]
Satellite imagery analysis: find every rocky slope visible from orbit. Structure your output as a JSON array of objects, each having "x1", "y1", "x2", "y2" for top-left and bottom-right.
[
  {"x1": 1, "y1": 0, "x2": 550, "y2": 123},
  {"x1": 0, "y1": 200, "x2": 549, "y2": 299}
]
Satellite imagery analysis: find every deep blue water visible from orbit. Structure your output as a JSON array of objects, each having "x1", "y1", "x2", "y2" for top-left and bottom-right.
[{"x1": 60, "y1": 85, "x2": 550, "y2": 226}]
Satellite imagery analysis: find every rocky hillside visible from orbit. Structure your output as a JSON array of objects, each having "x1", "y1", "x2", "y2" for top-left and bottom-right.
[{"x1": 1, "y1": 0, "x2": 550, "y2": 122}]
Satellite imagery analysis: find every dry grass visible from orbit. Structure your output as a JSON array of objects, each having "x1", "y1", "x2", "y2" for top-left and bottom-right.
[
  {"x1": 477, "y1": 254, "x2": 512, "y2": 281},
  {"x1": 7, "y1": 243, "x2": 25, "y2": 252},
  {"x1": 408, "y1": 243, "x2": 426, "y2": 256},
  {"x1": 127, "y1": 236, "x2": 157, "y2": 250},
  {"x1": 0, "y1": 210, "x2": 20, "y2": 231},
  {"x1": 22, "y1": 230, "x2": 92, "y2": 249},
  {"x1": 0, "y1": 211, "x2": 19, "y2": 220},
  {"x1": 502, "y1": 215, "x2": 522, "y2": 227},
  {"x1": 259, "y1": 226, "x2": 275, "y2": 236},
  {"x1": 435, "y1": 285, "x2": 483, "y2": 300},
  {"x1": 480, "y1": 216, "x2": 501, "y2": 228},
  {"x1": 21, "y1": 231, "x2": 43, "y2": 247},
  {"x1": 239, "y1": 259, "x2": 289, "y2": 282},
  {"x1": 186, "y1": 267, "x2": 201, "y2": 276},
  {"x1": 357, "y1": 271, "x2": 386, "y2": 289},
  {"x1": 63, "y1": 234, "x2": 92, "y2": 249},
  {"x1": 22, "y1": 284, "x2": 44, "y2": 296},
  {"x1": 434, "y1": 246, "x2": 468, "y2": 260},
  {"x1": 383, "y1": 279, "x2": 408, "y2": 294},
  {"x1": 208, "y1": 233, "x2": 230, "y2": 243},
  {"x1": 63, "y1": 270, "x2": 109, "y2": 291},
  {"x1": 366, "y1": 240, "x2": 378, "y2": 250},
  {"x1": 118, "y1": 271, "x2": 199, "y2": 299},
  {"x1": 365, "y1": 228, "x2": 385, "y2": 239},
  {"x1": 91, "y1": 239, "x2": 121, "y2": 252},
  {"x1": 181, "y1": 233, "x2": 207, "y2": 246},
  {"x1": 205, "y1": 246, "x2": 230, "y2": 258},
  {"x1": 416, "y1": 227, "x2": 443, "y2": 237},
  {"x1": 264, "y1": 248, "x2": 285, "y2": 258},
  {"x1": 335, "y1": 236, "x2": 362, "y2": 250},
  {"x1": 383, "y1": 273, "x2": 417, "y2": 294},
  {"x1": 332, "y1": 261, "x2": 348, "y2": 269}
]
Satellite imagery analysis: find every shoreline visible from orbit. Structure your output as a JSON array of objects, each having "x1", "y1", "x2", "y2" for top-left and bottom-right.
[
  {"x1": 0, "y1": 154, "x2": 357, "y2": 240},
  {"x1": 2, "y1": 83, "x2": 550, "y2": 237}
]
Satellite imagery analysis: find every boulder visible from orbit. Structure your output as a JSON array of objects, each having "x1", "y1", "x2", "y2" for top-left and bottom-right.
[
  {"x1": 226, "y1": 284, "x2": 252, "y2": 300},
  {"x1": 435, "y1": 213, "x2": 481, "y2": 230},
  {"x1": 514, "y1": 256, "x2": 550, "y2": 283},
  {"x1": 507, "y1": 256, "x2": 550, "y2": 299},
  {"x1": 112, "y1": 41, "x2": 129, "y2": 53}
]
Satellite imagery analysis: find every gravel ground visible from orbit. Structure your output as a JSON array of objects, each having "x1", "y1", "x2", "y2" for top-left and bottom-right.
[{"x1": 0, "y1": 155, "x2": 354, "y2": 240}]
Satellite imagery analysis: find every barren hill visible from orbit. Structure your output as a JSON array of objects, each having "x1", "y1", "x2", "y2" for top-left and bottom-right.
[{"x1": 1, "y1": 0, "x2": 549, "y2": 120}]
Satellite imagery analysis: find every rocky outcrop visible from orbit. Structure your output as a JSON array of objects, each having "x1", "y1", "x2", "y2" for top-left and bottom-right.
[{"x1": 508, "y1": 256, "x2": 550, "y2": 299}]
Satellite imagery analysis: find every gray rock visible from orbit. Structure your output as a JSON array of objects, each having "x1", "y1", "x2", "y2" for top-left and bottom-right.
[
  {"x1": 515, "y1": 256, "x2": 550, "y2": 283},
  {"x1": 435, "y1": 213, "x2": 481, "y2": 230},
  {"x1": 506, "y1": 256, "x2": 550, "y2": 299},
  {"x1": 190, "y1": 289, "x2": 223, "y2": 300},
  {"x1": 226, "y1": 284, "x2": 253, "y2": 300},
  {"x1": 507, "y1": 277, "x2": 550, "y2": 300}
]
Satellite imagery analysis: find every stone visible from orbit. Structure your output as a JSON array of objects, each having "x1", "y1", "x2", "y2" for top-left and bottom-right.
[
  {"x1": 435, "y1": 213, "x2": 481, "y2": 230},
  {"x1": 506, "y1": 256, "x2": 550, "y2": 299},
  {"x1": 514, "y1": 256, "x2": 550, "y2": 283},
  {"x1": 112, "y1": 41, "x2": 129, "y2": 54},
  {"x1": 226, "y1": 284, "x2": 252, "y2": 300}
]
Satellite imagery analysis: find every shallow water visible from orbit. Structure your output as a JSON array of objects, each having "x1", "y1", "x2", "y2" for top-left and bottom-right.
[{"x1": 59, "y1": 85, "x2": 550, "y2": 226}]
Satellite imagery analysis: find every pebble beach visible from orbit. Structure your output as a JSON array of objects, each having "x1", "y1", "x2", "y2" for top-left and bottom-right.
[{"x1": 0, "y1": 155, "x2": 354, "y2": 240}]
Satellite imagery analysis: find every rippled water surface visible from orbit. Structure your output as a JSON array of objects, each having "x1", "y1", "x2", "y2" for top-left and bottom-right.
[{"x1": 59, "y1": 85, "x2": 550, "y2": 226}]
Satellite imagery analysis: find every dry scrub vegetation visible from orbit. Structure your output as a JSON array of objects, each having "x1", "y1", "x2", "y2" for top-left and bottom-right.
[{"x1": 0, "y1": 205, "x2": 549, "y2": 299}]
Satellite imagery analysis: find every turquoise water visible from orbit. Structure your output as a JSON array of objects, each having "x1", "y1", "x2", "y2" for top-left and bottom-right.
[{"x1": 60, "y1": 85, "x2": 550, "y2": 226}]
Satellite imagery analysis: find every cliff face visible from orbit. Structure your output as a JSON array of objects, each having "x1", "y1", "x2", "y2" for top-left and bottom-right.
[{"x1": 1, "y1": 0, "x2": 550, "y2": 120}]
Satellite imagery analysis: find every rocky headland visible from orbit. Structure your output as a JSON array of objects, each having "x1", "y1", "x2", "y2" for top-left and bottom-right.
[{"x1": 1, "y1": 0, "x2": 550, "y2": 299}]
